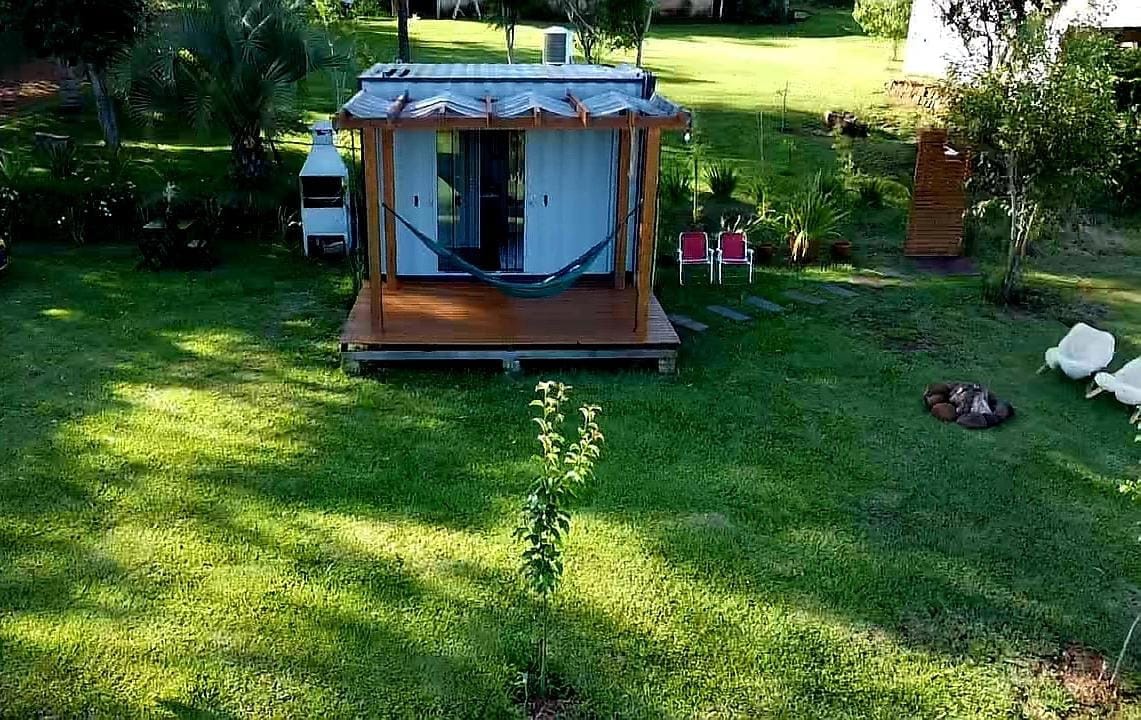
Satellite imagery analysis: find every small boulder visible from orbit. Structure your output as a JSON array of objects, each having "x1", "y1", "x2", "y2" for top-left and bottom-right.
[
  {"x1": 993, "y1": 401, "x2": 1015, "y2": 421},
  {"x1": 924, "y1": 393, "x2": 947, "y2": 409},
  {"x1": 926, "y1": 382, "x2": 951, "y2": 397},
  {"x1": 931, "y1": 403, "x2": 958, "y2": 422},
  {"x1": 957, "y1": 412, "x2": 990, "y2": 429}
]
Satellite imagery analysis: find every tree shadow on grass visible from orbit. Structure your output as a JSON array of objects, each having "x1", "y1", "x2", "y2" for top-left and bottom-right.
[{"x1": 3, "y1": 244, "x2": 1141, "y2": 716}]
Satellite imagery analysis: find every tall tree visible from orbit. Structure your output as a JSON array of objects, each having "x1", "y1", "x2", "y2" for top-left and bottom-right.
[
  {"x1": 557, "y1": 0, "x2": 606, "y2": 63},
  {"x1": 488, "y1": 0, "x2": 523, "y2": 63},
  {"x1": 121, "y1": 0, "x2": 344, "y2": 185},
  {"x1": 0, "y1": 0, "x2": 149, "y2": 149},
  {"x1": 944, "y1": 17, "x2": 1120, "y2": 301},
  {"x1": 937, "y1": 0, "x2": 1054, "y2": 75},
  {"x1": 394, "y1": 0, "x2": 410, "y2": 61},
  {"x1": 606, "y1": 0, "x2": 655, "y2": 67},
  {"x1": 853, "y1": 0, "x2": 912, "y2": 61}
]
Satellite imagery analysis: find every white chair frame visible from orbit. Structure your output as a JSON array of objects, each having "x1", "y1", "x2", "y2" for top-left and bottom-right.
[
  {"x1": 677, "y1": 231, "x2": 714, "y2": 285},
  {"x1": 716, "y1": 231, "x2": 754, "y2": 284}
]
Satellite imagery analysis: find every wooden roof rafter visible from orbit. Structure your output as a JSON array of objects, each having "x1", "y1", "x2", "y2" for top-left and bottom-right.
[
  {"x1": 385, "y1": 92, "x2": 408, "y2": 126},
  {"x1": 335, "y1": 110, "x2": 690, "y2": 131},
  {"x1": 566, "y1": 92, "x2": 589, "y2": 127}
]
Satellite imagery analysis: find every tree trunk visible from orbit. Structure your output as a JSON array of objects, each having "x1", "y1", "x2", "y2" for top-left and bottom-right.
[
  {"x1": 506, "y1": 23, "x2": 515, "y2": 63},
  {"x1": 1000, "y1": 150, "x2": 1037, "y2": 302},
  {"x1": 396, "y1": 0, "x2": 411, "y2": 62},
  {"x1": 636, "y1": 5, "x2": 653, "y2": 67},
  {"x1": 231, "y1": 129, "x2": 270, "y2": 187},
  {"x1": 86, "y1": 65, "x2": 120, "y2": 150}
]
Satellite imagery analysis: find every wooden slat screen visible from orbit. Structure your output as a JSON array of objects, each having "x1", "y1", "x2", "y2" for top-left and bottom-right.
[{"x1": 904, "y1": 128, "x2": 971, "y2": 257}]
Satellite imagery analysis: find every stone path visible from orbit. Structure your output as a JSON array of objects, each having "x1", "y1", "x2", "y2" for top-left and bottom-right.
[
  {"x1": 849, "y1": 275, "x2": 889, "y2": 288},
  {"x1": 707, "y1": 305, "x2": 752, "y2": 322},
  {"x1": 782, "y1": 290, "x2": 826, "y2": 305},
  {"x1": 746, "y1": 296, "x2": 785, "y2": 313},
  {"x1": 821, "y1": 284, "x2": 859, "y2": 298},
  {"x1": 669, "y1": 314, "x2": 709, "y2": 332}
]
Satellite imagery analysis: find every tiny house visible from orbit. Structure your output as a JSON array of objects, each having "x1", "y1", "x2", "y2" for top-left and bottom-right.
[{"x1": 335, "y1": 61, "x2": 689, "y2": 371}]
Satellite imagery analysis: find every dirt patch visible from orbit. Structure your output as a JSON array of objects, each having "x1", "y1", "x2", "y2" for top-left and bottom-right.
[
  {"x1": 513, "y1": 673, "x2": 580, "y2": 720},
  {"x1": 1040, "y1": 645, "x2": 1119, "y2": 712},
  {"x1": 0, "y1": 60, "x2": 61, "y2": 118},
  {"x1": 526, "y1": 696, "x2": 580, "y2": 720}
]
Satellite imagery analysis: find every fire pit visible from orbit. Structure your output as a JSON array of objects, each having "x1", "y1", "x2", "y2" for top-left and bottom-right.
[{"x1": 924, "y1": 382, "x2": 1015, "y2": 429}]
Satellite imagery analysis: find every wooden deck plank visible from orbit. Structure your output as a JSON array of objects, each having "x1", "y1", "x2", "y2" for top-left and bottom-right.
[{"x1": 341, "y1": 280, "x2": 680, "y2": 350}]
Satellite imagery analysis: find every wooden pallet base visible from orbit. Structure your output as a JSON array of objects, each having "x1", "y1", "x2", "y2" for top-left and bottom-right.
[
  {"x1": 339, "y1": 280, "x2": 681, "y2": 374},
  {"x1": 342, "y1": 347, "x2": 679, "y2": 374}
]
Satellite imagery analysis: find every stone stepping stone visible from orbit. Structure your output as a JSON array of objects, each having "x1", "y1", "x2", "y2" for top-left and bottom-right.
[
  {"x1": 849, "y1": 275, "x2": 888, "y2": 288},
  {"x1": 745, "y1": 296, "x2": 785, "y2": 313},
  {"x1": 669, "y1": 314, "x2": 708, "y2": 333},
  {"x1": 821, "y1": 284, "x2": 859, "y2": 298},
  {"x1": 707, "y1": 305, "x2": 752, "y2": 322},
  {"x1": 782, "y1": 290, "x2": 826, "y2": 305},
  {"x1": 874, "y1": 267, "x2": 910, "y2": 279}
]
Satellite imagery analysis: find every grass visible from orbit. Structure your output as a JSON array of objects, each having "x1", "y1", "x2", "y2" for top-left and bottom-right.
[{"x1": 3, "y1": 11, "x2": 1141, "y2": 719}]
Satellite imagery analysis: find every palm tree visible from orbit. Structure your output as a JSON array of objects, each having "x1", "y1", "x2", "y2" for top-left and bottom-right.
[{"x1": 121, "y1": 0, "x2": 344, "y2": 185}]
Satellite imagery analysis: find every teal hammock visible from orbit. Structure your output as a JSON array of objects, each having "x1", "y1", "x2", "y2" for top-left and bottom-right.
[{"x1": 382, "y1": 203, "x2": 639, "y2": 299}]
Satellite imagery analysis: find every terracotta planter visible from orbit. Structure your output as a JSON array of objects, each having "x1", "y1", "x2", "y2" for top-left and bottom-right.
[
  {"x1": 756, "y1": 243, "x2": 775, "y2": 265},
  {"x1": 830, "y1": 239, "x2": 852, "y2": 262}
]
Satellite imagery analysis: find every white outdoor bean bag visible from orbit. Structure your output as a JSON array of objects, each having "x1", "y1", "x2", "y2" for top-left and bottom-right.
[
  {"x1": 1038, "y1": 322, "x2": 1115, "y2": 380},
  {"x1": 1088, "y1": 358, "x2": 1141, "y2": 424}
]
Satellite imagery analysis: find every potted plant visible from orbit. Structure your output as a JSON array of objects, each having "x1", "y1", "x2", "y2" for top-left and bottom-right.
[
  {"x1": 831, "y1": 237, "x2": 852, "y2": 261},
  {"x1": 782, "y1": 172, "x2": 847, "y2": 265}
]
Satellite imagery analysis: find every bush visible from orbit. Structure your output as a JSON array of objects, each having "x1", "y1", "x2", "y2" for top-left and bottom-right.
[
  {"x1": 782, "y1": 172, "x2": 848, "y2": 263},
  {"x1": 705, "y1": 162, "x2": 739, "y2": 201},
  {"x1": 1, "y1": 152, "x2": 142, "y2": 245},
  {"x1": 660, "y1": 162, "x2": 692, "y2": 207},
  {"x1": 41, "y1": 142, "x2": 79, "y2": 180}
]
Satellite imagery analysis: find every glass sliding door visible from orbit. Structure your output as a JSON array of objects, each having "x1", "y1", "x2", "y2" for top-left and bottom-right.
[{"x1": 436, "y1": 130, "x2": 525, "y2": 273}]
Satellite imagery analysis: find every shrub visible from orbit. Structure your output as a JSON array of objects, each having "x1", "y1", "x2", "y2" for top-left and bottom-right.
[
  {"x1": 814, "y1": 170, "x2": 845, "y2": 202},
  {"x1": 660, "y1": 162, "x2": 692, "y2": 207},
  {"x1": 854, "y1": 174, "x2": 889, "y2": 208},
  {"x1": 516, "y1": 381, "x2": 604, "y2": 699},
  {"x1": 782, "y1": 172, "x2": 848, "y2": 263},
  {"x1": 41, "y1": 142, "x2": 79, "y2": 180},
  {"x1": 705, "y1": 162, "x2": 739, "y2": 200}
]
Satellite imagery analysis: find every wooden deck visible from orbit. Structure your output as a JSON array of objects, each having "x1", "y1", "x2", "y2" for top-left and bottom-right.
[{"x1": 340, "y1": 280, "x2": 680, "y2": 371}]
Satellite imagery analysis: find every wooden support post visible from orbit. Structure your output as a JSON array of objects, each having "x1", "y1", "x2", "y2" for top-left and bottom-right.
[
  {"x1": 635, "y1": 128, "x2": 662, "y2": 330},
  {"x1": 362, "y1": 128, "x2": 383, "y2": 332},
  {"x1": 613, "y1": 128, "x2": 632, "y2": 289},
  {"x1": 381, "y1": 129, "x2": 398, "y2": 290}
]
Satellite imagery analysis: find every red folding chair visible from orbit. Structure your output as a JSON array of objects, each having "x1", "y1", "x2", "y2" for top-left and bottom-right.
[
  {"x1": 677, "y1": 231, "x2": 713, "y2": 285},
  {"x1": 716, "y1": 231, "x2": 754, "y2": 284}
]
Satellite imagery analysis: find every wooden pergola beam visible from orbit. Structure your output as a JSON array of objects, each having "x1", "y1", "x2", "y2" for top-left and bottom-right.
[
  {"x1": 387, "y1": 92, "x2": 408, "y2": 126},
  {"x1": 336, "y1": 111, "x2": 689, "y2": 131},
  {"x1": 635, "y1": 128, "x2": 662, "y2": 331},
  {"x1": 380, "y1": 128, "x2": 398, "y2": 290},
  {"x1": 361, "y1": 128, "x2": 383, "y2": 331},
  {"x1": 567, "y1": 92, "x2": 589, "y2": 127},
  {"x1": 613, "y1": 127, "x2": 633, "y2": 290}
]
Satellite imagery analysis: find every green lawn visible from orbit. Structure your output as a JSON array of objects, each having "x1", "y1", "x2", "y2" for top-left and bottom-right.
[{"x1": 3, "y1": 12, "x2": 1141, "y2": 720}]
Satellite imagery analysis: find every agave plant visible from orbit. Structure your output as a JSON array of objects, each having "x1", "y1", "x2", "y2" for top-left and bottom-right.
[
  {"x1": 705, "y1": 162, "x2": 739, "y2": 200},
  {"x1": 119, "y1": 0, "x2": 345, "y2": 185},
  {"x1": 782, "y1": 172, "x2": 848, "y2": 264}
]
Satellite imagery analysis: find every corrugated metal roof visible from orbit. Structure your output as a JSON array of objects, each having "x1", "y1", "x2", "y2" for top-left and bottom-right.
[
  {"x1": 342, "y1": 91, "x2": 396, "y2": 119},
  {"x1": 403, "y1": 92, "x2": 487, "y2": 119},
  {"x1": 360, "y1": 63, "x2": 645, "y2": 83},
  {"x1": 343, "y1": 87, "x2": 683, "y2": 121},
  {"x1": 493, "y1": 91, "x2": 578, "y2": 118}
]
